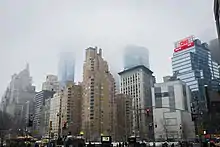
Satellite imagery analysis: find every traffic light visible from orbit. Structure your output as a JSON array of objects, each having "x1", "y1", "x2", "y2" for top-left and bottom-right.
[
  {"x1": 28, "y1": 114, "x2": 33, "y2": 127},
  {"x1": 146, "y1": 108, "x2": 150, "y2": 117},
  {"x1": 179, "y1": 124, "x2": 182, "y2": 130},
  {"x1": 191, "y1": 113, "x2": 197, "y2": 121},
  {"x1": 49, "y1": 121, "x2": 52, "y2": 130},
  {"x1": 148, "y1": 123, "x2": 153, "y2": 130},
  {"x1": 204, "y1": 86, "x2": 211, "y2": 113},
  {"x1": 155, "y1": 124, "x2": 157, "y2": 128},
  {"x1": 190, "y1": 102, "x2": 197, "y2": 121},
  {"x1": 28, "y1": 119, "x2": 33, "y2": 127},
  {"x1": 63, "y1": 121, "x2": 67, "y2": 129}
]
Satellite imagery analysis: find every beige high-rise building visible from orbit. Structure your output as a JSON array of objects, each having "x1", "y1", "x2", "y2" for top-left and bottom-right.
[
  {"x1": 49, "y1": 91, "x2": 63, "y2": 138},
  {"x1": 115, "y1": 94, "x2": 132, "y2": 141},
  {"x1": 82, "y1": 47, "x2": 115, "y2": 141},
  {"x1": 61, "y1": 82, "x2": 82, "y2": 136}
]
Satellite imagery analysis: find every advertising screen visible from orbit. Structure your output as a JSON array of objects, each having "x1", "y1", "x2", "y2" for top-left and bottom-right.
[
  {"x1": 102, "y1": 136, "x2": 110, "y2": 142},
  {"x1": 174, "y1": 36, "x2": 195, "y2": 52}
]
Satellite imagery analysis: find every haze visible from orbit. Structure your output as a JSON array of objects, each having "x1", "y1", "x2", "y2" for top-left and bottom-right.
[{"x1": 0, "y1": 0, "x2": 216, "y2": 96}]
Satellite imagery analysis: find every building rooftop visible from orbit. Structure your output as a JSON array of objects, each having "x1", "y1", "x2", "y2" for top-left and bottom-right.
[
  {"x1": 118, "y1": 65, "x2": 153, "y2": 75},
  {"x1": 154, "y1": 79, "x2": 187, "y2": 88},
  {"x1": 86, "y1": 46, "x2": 98, "y2": 50}
]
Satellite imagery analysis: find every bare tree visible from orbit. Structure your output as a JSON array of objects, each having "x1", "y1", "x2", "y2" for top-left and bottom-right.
[
  {"x1": 181, "y1": 122, "x2": 187, "y2": 141},
  {"x1": 0, "y1": 110, "x2": 14, "y2": 146},
  {"x1": 0, "y1": 111, "x2": 13, "y2": 130},
  {"x1": 158, "y1": 119, "x2": 168, "y2": 141},
  {"x1": 182, "y1": 121, "x2": 195, "y2": 141}
]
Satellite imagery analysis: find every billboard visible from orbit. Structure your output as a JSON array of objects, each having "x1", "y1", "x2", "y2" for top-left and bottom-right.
[
  {"x1": 174, "y1": 36, "x2": 195, "y2": 52},
  {"x1": 101, "y1": 136, "x2": 112, "y2": 143}
]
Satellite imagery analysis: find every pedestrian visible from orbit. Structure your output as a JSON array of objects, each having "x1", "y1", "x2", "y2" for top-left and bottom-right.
[
  {"x1": 178, "y1": 141, "x2": 183, "y2": 147},
  {"x1": 119, "y1": 142, "x2": 122, "y2": 147},
  {"x1": 162, "y1": 142, "x2": 168, "y2": 147},
  {"x1": 210, "y1": 141, "x2": 216, "y2": 147},
  {"x1": 34, "y1": 142, "x2": 39, "y2": 147},
  {"x1": 87, "y1": 141, "x2": 92, "y2": 147},
  {"x1": 171, "y1": 143, "x2": 174, "y2": 147}
]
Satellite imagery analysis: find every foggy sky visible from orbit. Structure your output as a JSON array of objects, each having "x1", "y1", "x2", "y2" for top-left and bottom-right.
[{"x1": 0, "y1": 0, "x2": 217, "y2": 96}]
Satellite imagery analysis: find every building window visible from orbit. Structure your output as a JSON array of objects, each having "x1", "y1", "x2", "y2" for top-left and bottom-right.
[
  {"x1": 162, "y1": 92, "x2": 169, "y2": 97},
  {"x1": 155, "y1": 93, "x2": 162, "y2": 97},
  {"x1": 165, "y1": 118, "x2": 177, "y2": 126}
]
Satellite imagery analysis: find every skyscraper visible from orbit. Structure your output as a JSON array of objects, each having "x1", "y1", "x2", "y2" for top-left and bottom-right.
[
  {"x1": 33, "y1": 90, "x2": 55, "y2": 137},
  {"x1": 82, "y1": 47, "x2": 115, "y2": 141},
  {"x1": 124, "y1": 45, "x2": 150, "y2": 69},
  {"x1": 209, "y1": 38, "x2": 220, "y2": 64},
  {"x1": 49, "y1": 91, "x2": 63, "y2": 138},
  {"x1": 119, "y1": 65, "x2": 155, "y2": 139},
  {"x1": 1, "y1": 64, "x2": 35, "y2": 129},
  {"x1": 172, "y1": 36, "x2": 220, "y2": 107},
  {"x1": 60, "y1": 82, "x2": 82, "y2": 136},
  {"x1": 58, "y1": 52, "x2": 75, "y2": 87}
]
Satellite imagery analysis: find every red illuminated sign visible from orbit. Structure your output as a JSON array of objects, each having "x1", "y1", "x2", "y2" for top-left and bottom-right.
[{"x1": 174, "y1": 36, "x2": 195, "y2": 52}]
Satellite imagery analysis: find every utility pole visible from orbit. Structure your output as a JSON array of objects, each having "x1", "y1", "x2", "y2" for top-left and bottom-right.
[{"x1": 191, "y1": 95, "x2": 205, "y2": 146}]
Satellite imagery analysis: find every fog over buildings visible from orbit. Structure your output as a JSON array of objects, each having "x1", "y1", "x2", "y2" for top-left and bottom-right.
[
  {"x1": 0, "y1": 0, "x2": 217, "y2": 98},
  {"x1": 124, "y1": 45, "x2": 150, "y2": 69},
  {"x1": 58, "y1": 52, "x2": 75, "y2": 87}
]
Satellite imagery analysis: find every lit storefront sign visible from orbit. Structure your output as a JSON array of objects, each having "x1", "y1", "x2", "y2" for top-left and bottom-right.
[{"x1": 174, "y1": 36, "x2": 195, "y2": 53}]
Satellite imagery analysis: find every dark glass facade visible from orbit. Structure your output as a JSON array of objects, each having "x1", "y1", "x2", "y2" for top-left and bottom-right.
[
  {"x1": 172, "y1": 38, "x2": 220, "y2": 102},
  {"x1": 214, "y1": 0, "x2": 220, "y2": 39},
  {"x1": 209, "y1": 39, "x2": 220, "y2": 64}
]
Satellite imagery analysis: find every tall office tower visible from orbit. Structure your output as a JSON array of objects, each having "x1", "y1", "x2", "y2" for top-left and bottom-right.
[
  {"x1": 209, "y1": 39, "x2": 220, "y2": 64},
  {"x1": 214, "y1": 0, "x2": 220, "y2": 40},
  {"x1": 58, "y1": 52, "x2": 75, "y2": 88},
  {"x1": 1, "y1": 64, "x2": 35, "y2": 129},
  {"x1": 115, "y1": 94, "x2": 132, "y2": 141},
  {"x1": 82, "y1": 47, "x2": 116, "y2": 141},
  {"x1": 119, "y1": 65, "x2": 155, "y2": 139},
  {"x1": 49, "y1": 91, "x2": 63, "y2": 139},
  {"x1": 172, "y1": 36, "x2": 220, "y2": 106},
  {"x1": 43, "y1": 98, "x2": 52, "y2": 137},
  {"x1": 42, "y1": 75, "x2": 59, "y2": 92},
  {"x1": 60, "y1": 82, "x2": 82, "y2": 136},
  {"x1": 33, "y1": 90, "x2": 55, "y2": 137},
  {"x1": 124, "y1": 45, "x2": 150, "y2": 69},
  {"x1": 151, "y1": 77, "x2": 195, "y2": 141}
]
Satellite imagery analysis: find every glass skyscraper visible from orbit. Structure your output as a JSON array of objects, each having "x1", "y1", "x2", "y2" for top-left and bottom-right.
[
  {"x1": 124, "y1": 45, "x2": 150, "y2": 69},
  {"x1": 58, "y1": 52, "x2": 75, "y2": 87},
  {"x1": 172, "y1": 36, "x2": 220, "y2": 102}
]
